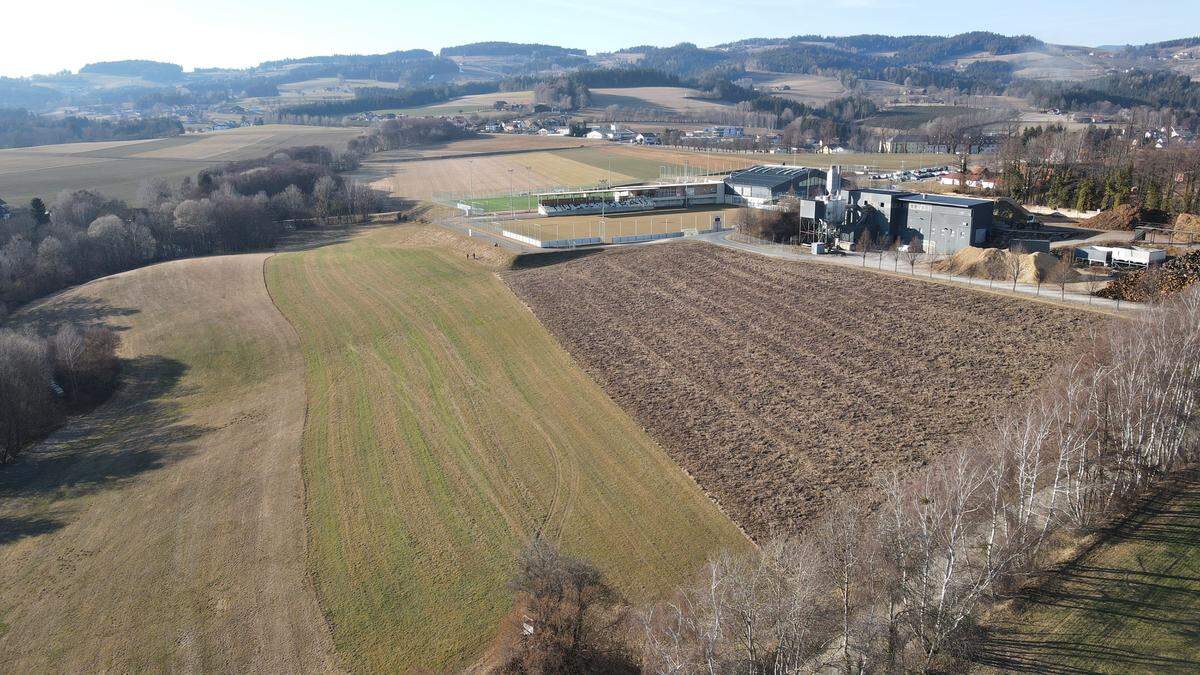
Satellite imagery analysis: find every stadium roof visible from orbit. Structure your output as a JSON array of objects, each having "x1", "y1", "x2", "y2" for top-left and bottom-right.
[
  {"x1": 726, "y1": 165, "x2": 823, "y2": 190},
  {"x1": 898, "y1": 193, "x2": 992, "y2": 208}
]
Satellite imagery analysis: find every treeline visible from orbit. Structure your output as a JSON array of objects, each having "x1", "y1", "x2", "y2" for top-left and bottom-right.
[
  {"x1": 0, "y1": 325, "x2": 120, "y2": 464},
  {"x1": 627, "y1": 43, "x2": 736, "y2": 78},
  {"x1": 1022, "y1": 69, "x2": 1200, "y2": 121},
  {"x1": 439, "y1": 42, "x2": 585, "y2": 58},
  {"x1": 999, "y1": 125, "x2": 1200, "y2": 216},
  {"x1": 753, "y1": 46, "x2": 1014, "y2": 95},
  {"x1": 277, "y1": 81, "x2": 501, "y2": 117},
  {"x1": 533, "y1": 78, "x2": 591, "y2": 110},
  {"x1": 0, "y1": 109, "x2": 184, "y2": 149},
  {"x1": 0, "y1": 144, "x2": 381, "y2": 312},
  {"x1": 346, "y1": 117, "x2": 476, "y2": 154},
  {"x1": 79, "y1": 60, "x2": 184, "y2": 83}
]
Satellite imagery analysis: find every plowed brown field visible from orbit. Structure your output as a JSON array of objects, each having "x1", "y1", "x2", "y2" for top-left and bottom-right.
[{"x1": 505, "y1": 243, "x2": 1091, "y2": 539}]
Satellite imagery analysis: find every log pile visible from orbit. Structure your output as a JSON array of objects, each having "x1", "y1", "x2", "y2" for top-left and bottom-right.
[{"x1": 1096, "y1": 250, "x2": 1200, "y2": 302}]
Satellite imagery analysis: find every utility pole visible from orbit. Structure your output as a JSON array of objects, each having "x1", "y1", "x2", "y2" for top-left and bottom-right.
[{"x1": 508, "y1": 168, "x2": 514, "y2": 222}]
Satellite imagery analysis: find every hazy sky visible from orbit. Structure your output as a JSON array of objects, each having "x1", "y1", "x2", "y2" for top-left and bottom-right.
[{"x1": 4, "y1": 0, "x2": 1198, "y2": 77}]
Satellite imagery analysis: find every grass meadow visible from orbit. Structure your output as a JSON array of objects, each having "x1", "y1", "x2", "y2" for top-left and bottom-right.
[{"x1": 266, "y1": 225, "x2": 749, "y2": 671}]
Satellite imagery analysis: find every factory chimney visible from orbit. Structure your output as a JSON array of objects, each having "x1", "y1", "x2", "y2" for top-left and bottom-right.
[{"x1": 826, "y1": 165, "x2": 842, "y2": 197}]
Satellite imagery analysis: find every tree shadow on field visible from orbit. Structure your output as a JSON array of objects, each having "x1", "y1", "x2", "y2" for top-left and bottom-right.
[
  {"x1": 8, "y1": 296, "x2": 140, "y2": 337},
  {"x1": 972, "y1": 474, "x2": 1200, "y2": 673},
  {"x1": 0, "y1": 355, "x2": 207, "y2": 542},
  {"x1": 509, "y1": 247, "x2": 606, "y2": 271}
]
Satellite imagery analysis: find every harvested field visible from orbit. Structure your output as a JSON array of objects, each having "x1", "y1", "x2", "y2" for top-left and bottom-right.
[
  {"x1": 365, "y1": 133, "x2": 598, "y2": 161},
  {"x1": 0, "y1": 124, "x2": 361, "y2": 202},
  {"x1": 361, "y1": 149, "x2": 638, "y2": 201},
  {"x1": 376, "y1": 90, "x2": 536, "y2": 116},
  {"x1": 0, "y1": 254, "x2": 334, "y2": 671},
  {"x1": 863, "y1": 105, "x2": 982, "y2": 130},
  {"x1": 747, "y1": 72, "x2": 850, "y2": 105},
  {"x1": 584, "y1": 87, "x2": 737, "y2": 116},
  {"x1": 266, "y1": 225, "x2": 748, "y2": 671},
  {"x1": 505, "y1": 243, "x2": 1091, "y2": 539}
]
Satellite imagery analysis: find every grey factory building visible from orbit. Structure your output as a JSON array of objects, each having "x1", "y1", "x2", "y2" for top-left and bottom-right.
[{"x1": 841, "y1": 189, "x2": 992, "y2": 254}]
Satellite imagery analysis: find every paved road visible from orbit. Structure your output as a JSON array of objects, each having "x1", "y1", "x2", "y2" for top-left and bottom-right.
[{"x1": 695, "y1": 230, "x2": 1144, "y2": 315}]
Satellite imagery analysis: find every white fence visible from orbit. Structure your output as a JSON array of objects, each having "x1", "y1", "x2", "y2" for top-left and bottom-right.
[
  {"x1": 501, "y1": 230, "x2": 602, "y2": 249},
  {"x1": 612, "y1": 231, "x2": 684, "y2": 244}
]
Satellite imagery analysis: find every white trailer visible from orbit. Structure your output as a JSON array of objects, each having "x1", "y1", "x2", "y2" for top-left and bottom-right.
[{"x1": 1079, "y1": 245, "x2": 1165, "y2": 269}]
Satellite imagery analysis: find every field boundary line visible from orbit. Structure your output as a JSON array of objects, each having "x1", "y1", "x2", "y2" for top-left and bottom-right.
[
  {"x1": 371, "y1": 143, "x2": 590, "y2": 164},
  {"x1": 260, "y1": 251, "x2": 347, "y2": 674},
  {"x1": 495, "y1": 268, "x2": 758, "y2": 549}
]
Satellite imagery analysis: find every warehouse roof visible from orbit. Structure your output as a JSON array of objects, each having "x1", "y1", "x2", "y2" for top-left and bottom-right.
[
  {"x1": 856, "y1": 188, "x2": 915, "y2": 197},
  {"x1": 898, "y1": 193, "x2": 992, "y2": 208},
  {"x1": 726, "y1": 165, "x2": 823, "y2": 190}
]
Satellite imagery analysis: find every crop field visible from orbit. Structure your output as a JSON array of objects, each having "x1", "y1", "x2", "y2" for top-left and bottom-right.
[
  {"x1": 863, "y1": 105, "x2": 983, "y2": 130},
  {"x1": 498, "y1": 206, "x2": 748, "y2": 242},
  {"x1": 265, "y1": 226, "x2": 749, "y2": 671},
  {"x1": 376, "y1": 90, "x2": 535, "y2": 116},
  {"x1": 978, "y1": 472, "x2": 1200, "y2": 672},
  {"x1": 504, "y1": 243, "x2": 1090, "y2": 539},
  {"x1": 584, "y1": 87, "x2": 737, "y2": 116},
  {"x1": 0, "y1": 124, "x2": 362, "y2": 202},
  {"x1": 362, "y1": 149, "x2": 639, "y2": 201},
  {"x1": 556, "y1": 145, "x2": 761, "y2": 181},
  {"x1": 746, "y1": 72, "x2": 851, "y2": 104},
  {"x1": 0, "y1": 255, "x2": 333, "y2": 671}
]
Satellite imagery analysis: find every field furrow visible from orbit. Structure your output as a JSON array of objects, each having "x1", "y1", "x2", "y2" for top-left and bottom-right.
[{"x1": 505, "y1": 242, "x2": 1091, "y2": 539}]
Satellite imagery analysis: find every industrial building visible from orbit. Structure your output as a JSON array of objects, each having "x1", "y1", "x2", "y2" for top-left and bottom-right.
[
  {"x1": 898, "y1": 193, "x2": 993, "y2": 253},
  {"x1": 724, "y1": 165, "x2": 826, "y2": 206},
  {"x1": 803, "y1": 185, "x2": 993, "y2": 255}
]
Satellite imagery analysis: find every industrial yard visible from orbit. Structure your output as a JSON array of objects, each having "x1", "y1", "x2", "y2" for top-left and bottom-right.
[{"x1": 505, "y1": 242, "x2": 1091, "y2": 539}]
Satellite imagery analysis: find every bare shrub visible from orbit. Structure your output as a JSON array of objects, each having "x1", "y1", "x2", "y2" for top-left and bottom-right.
[
  {"x1": 498, "y1": 538, "x2": 634, "y2": 674},
  {"x1": 0, "y1": 330, "x2": 54, "y2": 463}
]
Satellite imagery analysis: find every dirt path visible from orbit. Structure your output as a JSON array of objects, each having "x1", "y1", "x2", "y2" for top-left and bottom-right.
[{"x1": 0, "y1": 254, "x2": 337, "y2": 672}]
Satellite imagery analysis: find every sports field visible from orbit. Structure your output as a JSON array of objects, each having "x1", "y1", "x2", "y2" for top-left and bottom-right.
[
  {"x1": 265, "y1": 225, "x2": 749, "y2": 671},
  {"x1": 0, "y1": 254, "x2": 333, "y2": 671},
  {"x1": 360, "y1": 142, "x2": 763, "y2": 204},
  {"x1": 0, "y1": 124, "x2": 362, "y2": 202},
  {"x1": 977, "y1": 472, "x2": 1200, "y2": 673}
]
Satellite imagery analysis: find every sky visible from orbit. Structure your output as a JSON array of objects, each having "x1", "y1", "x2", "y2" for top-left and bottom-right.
[{"x1": 3, "y1": 0, "x2": 1199, "y2": 77}]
